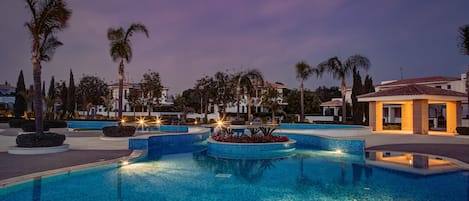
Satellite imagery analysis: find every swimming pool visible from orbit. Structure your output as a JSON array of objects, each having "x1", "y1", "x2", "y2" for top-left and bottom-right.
[
  {"x1": 0, "y1": 148, "x2": 467, "y2": 201},
  {"x1": 0, "y1": 125, "x2": 467, "y2": 200}
]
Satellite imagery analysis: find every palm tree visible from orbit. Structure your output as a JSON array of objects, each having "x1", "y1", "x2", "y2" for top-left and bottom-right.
[
  {"x1": 318, "y1": 55, "x2": 370, "y2": 123},
  {"x1": 101, "y1": 95, "x2": 115, "y2": 119},
  {"x1": 107, "y1": 23, "x2": 149, "y2": 121},
  {"x1": 235, "y1": 69, "x2": 264, "y2": 122},
  {"x1": 25, "y1": 0, "x2": 71, "y2": 134},
  {"x1": 295, "y1": 61, "x2": 322, "y2": 122},
  {"x1": 261, "y1": 87, "x2": 282, "y2": 124},
  {"x1": 458, "y1": 25, "x2": 469, "y2": 117}
]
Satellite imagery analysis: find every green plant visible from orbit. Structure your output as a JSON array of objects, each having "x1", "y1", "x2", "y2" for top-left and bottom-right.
[
  {"x1": 16, "y1": 133, "x2": 66, "y2": 147},
  {"x1": 103, "y1": 126, "x2": 136, "y2": 137},
  {"x1": 259, "y1": 127, "x2": 276, "y2": 136}
]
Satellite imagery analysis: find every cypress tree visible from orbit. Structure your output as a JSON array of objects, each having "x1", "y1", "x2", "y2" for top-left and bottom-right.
[
  {"x1": 59, "y1": 81, "x2": 68, "y2": 118},
  {"x1": 14, "y1": 70, "x2": 26, "y2": 118},
  {"x1": 48, "y1": 76, "x2": 55, "y2": 99},
  {"x1": 66, "y1": 70, "x2": 76, "y2": 118},
  {"x1": 351, "y1": 68, "x2": 363, "y2": 124}
]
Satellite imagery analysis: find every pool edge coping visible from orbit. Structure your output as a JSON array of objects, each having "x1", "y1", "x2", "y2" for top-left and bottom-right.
[
  {"x1": 365, "y1": 148, "x2": 469, "y2": 170},
  {"x1": 0, "y1": 150, "x2": 144, "y2": 188}
]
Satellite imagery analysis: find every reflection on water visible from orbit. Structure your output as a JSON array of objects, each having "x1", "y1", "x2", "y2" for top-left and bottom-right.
[
  {"x1": 365, "y1": 151, "x2": 462, "y2": 175},
  {"x1": 32, "y1": 177, "x2": 41, "y2": 201},
  {"x1": 193, "y1": 150, "x2": 276, "y2": 183}
]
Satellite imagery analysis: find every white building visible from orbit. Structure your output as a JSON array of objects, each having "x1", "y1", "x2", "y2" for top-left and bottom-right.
[
  {"x1": 224, "y1": 81, "x2": 288, "y2": 114},
  {"x1": 107, "y1": 82, "x2": 172, "y2": 113}
]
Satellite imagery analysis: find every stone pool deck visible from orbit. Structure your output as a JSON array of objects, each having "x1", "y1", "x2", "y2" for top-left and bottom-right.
[{"x1": 1, "y1": 123, "x2": 469, "y2": 184}]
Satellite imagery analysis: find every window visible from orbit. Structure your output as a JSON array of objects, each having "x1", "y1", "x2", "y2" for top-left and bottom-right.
[
  {"x1": 447, "y1": 85, "x2": 451, "y2": 89},
  {"x1": 435, "y1": 86, "x2": 441, "y2": 89}
]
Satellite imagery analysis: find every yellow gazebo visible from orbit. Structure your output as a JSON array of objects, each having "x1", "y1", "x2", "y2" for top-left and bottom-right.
[{"x1": 358, "y1": 84, "x2": 466, "y2": 135}]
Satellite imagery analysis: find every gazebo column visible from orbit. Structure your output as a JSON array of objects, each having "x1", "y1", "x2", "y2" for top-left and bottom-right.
[
  {"x1": 369, "y1": 101, "x2": 383, "y2": 132},
  {"x1": 401, "y1": 101, "x2": 413, "y2": 131},
  {"x1": 412, "y1": 99, "x2": 428, "y2": 134},
  {"x1": 446, "y1": 101, "x2": 461, "y2": 134}
]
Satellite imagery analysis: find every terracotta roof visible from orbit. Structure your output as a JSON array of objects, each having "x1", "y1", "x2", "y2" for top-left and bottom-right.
[
  {"x1": 358, "y1": 84, "x2": 467, "y2": 98},
  {"x1": 379, "y1": 76, "x2": 460, "y2": 87},
  {"x1": 320, "y1": 99, "x2": 342, "y2": 107}
]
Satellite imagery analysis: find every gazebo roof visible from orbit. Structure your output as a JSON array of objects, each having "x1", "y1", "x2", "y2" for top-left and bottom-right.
[{"x1": 358, "y1": 84, "x2": 466, "y2": 102}]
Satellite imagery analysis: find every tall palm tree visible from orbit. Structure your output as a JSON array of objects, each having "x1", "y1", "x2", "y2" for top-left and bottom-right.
[
  {"x1": 295, "y1": 61, "x2": 323, "y2": 122},
  {"x1": 25, "y1": 0, "x2": 71, "y2": 134},
  {"x1": 318, "y1": 55, "x2": 370, "y2": 123},
  {"x1": 107, "y1": 23, "x2": 149, "y2": 121},
  {"x1": 235, "y1": 69, "x2": 264, "y2": 122}
]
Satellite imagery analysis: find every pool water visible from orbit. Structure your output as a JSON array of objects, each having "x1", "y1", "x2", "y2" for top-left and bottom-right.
[{"x1": 1, "y1": 149, "x2": 467, "y2": 201}]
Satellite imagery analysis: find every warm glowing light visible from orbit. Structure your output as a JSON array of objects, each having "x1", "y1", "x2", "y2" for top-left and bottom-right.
[
  {"x1": 217, "y1": 120, "x2": 224, "y2": 127},
  {"x1": 153, "y1": 116, "x2": 163, "y2": 126},
  {"x1": 335, "y1": 149, "x2": 343, "y2": 154},
  {"x1": 409, "y1": 159, "x2": 413, "y2": 165},
  {"x1": 121, "y1": 160, "x2": 129, "y2": 166},
  {"x1": 120, "y1": 119, "x2": 125, "y2": 124},
  {"x1": 136, "y1": 117, "x2": 147, "y2": 129},
  {"x1": 194, "y1": 120, "x2": 198, "y2": 125}
]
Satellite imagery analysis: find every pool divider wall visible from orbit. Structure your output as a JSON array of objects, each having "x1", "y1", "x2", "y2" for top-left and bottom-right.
[
  {"x1": 279, "y1": 133, "x2": 364, "y2": 154},
  {"x1": 207, "y1": 138, "x2": 296, "y2": 159},
  {"x1": 279, "y1": 123, "x2": 364, "y2": 129},
  {"x1": 128, "y1": 129, "x2": 210, "y2": 153}
]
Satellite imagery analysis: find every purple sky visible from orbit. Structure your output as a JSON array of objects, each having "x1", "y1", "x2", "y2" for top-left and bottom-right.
[{"x1": 1, "y1": 0, "x2": 468, "y2": 95}]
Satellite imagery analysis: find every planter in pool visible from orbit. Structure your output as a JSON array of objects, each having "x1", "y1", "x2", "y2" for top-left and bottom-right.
[{"x1": 207, "y1": 138, "x2": 296, "y2": 160}]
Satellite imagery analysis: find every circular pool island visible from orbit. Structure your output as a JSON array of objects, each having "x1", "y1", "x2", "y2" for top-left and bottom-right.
[{"x1": 207, "y1": 138, "x2": 296, "y2": 160}]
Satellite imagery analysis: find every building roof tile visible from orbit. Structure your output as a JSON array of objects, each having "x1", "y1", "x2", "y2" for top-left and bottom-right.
[{"x1": 358, "y1": 84, "x2": 467, "y2": 98}]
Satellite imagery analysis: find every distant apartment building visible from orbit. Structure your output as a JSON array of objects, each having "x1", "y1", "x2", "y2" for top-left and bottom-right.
[
  {"x1": 105, "y1": 82, "x2": 172, "y2": 113},
  {"x1": 0, "y1": 82, "x2": 15, "y2": 112},
  {"x1": 224, "y1": 81, "x2": 288, "y2": 114}
]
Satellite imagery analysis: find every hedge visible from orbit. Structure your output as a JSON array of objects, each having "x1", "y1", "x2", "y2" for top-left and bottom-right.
[
  {"x1": 456, "y1": 127, "x2": 469, "y2": 135},
  {"x1": 9, "y1": 119, "x2": 67, "y2": 128},
  {"x1": 16, "y1": 133, "x2": 66, "y2": 147}
]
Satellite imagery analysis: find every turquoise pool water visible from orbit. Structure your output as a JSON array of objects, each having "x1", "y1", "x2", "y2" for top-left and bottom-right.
[{"x1": 1, "y1": 148, "x2": 467, "y2": 201}]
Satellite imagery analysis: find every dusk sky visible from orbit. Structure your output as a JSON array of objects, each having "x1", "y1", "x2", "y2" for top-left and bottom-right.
[{"x1": 1, "y1": 0, "x2": 468, "y2": 95}]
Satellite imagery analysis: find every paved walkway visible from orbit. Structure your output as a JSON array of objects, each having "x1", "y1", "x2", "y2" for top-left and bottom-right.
[{"x1": 1, "y1": 123, "x2": 469, "y2": 183}]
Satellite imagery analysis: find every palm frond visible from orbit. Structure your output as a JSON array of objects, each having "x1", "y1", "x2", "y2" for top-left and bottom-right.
[
  {"x1": 295, "y1": 61, "x2": 311, "y2": 80},
  {"x1": 125, "y1": 23, "x2": 149, "y2": 39},
  {"x1": 107, "y1": 28, "x2": 125, "y2": 41},
  {"x1": 39, "y1": 32, "x2": 63, "y2": 62},
  {"x1": 37, "y1": 0, "x2": 71, "y2": 31},
  {"x1": 345, "y1": 54, "x2": 370, "y2": 72}
]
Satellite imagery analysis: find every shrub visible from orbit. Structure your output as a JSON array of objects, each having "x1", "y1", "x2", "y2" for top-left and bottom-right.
[
  {"x1": 8, "y1": 119, "x2": 25, "y2": 128},
  {"x1": 21, "y1": 122, "x2": 50, "y2": 132},
  {"x1": 103, "y1": 126, "x2": 136, "y2": 137},
  {"x1": 230, "y1": 120, "x2": 245, "y2": 125},
  {"x1": 456, "y1": 127, "x2": 469, "y2": 135},
  {"x1": 9, "y1": 119, "x2": 67, "y2": 128},
  {"x1": 16, "y1": 133, "x2": 66, "y2": 147}
]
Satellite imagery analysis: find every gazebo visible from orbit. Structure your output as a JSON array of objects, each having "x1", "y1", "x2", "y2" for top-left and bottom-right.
[{"x1": 358, "y1": 84, "x2": 466, "y2": 135}]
